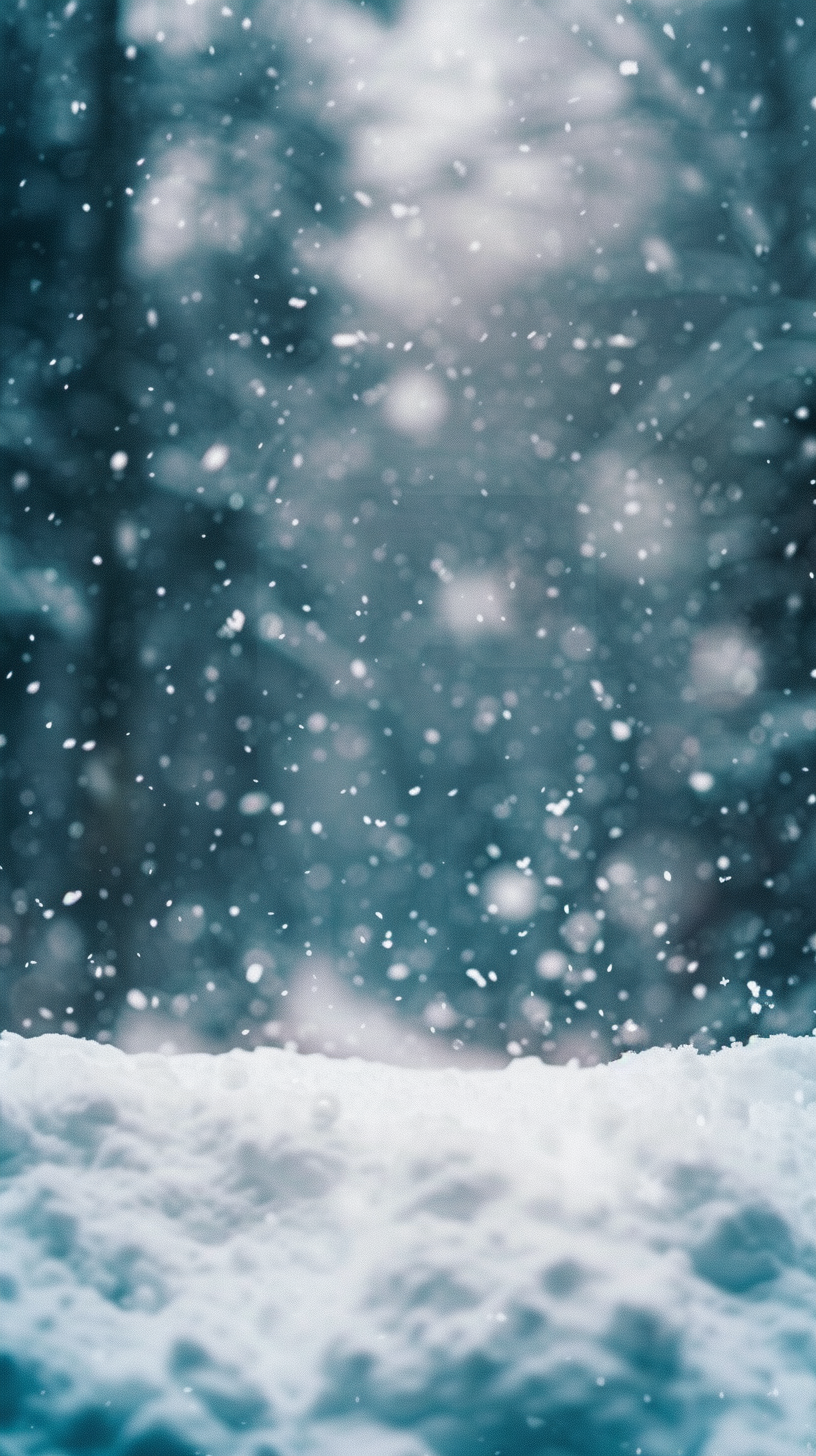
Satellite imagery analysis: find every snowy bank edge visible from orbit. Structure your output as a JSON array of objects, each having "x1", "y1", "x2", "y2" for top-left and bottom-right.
[{"x1": 1, "y1": 1032, "x2": 814, "y2": 1456}]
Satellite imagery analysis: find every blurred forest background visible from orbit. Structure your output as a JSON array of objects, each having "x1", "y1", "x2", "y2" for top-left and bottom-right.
[{"x1": 1, "y1": 0, "x2": 814, "y2": 1064}]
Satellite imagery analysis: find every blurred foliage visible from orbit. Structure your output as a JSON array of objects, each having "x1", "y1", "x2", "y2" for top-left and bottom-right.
[{"x1": 1, "y1": 0, "x2": 814, "y2": 1062}]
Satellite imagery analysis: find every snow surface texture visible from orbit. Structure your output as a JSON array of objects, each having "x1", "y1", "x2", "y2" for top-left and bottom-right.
[{"x1": 1, "y1": 1033, "x2": 814, "y2": 1456}]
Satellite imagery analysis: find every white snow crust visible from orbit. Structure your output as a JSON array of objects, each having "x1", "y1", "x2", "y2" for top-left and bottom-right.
[{"x1": 0, "y1": 1032, "x2": 814, "y2": 1456}]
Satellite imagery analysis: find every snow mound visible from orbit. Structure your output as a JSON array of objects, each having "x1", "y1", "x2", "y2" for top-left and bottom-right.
[{"x1": 0, "y1": 1032, "x2": 814, "y2": 1456}]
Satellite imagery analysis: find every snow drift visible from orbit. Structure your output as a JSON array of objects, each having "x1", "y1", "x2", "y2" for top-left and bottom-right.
[{"x1": 0, "y1": 1031, "x2": 814, "y2": 1456}]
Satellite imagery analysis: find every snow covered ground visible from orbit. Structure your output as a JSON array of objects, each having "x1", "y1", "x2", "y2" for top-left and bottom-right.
[{"x1": 1, "y1": 1031, "x2": 814, "y2": 1456}]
